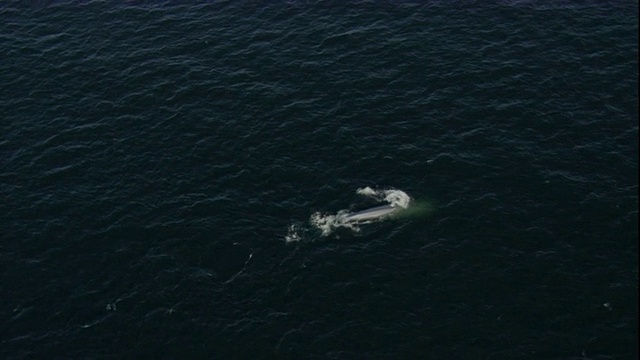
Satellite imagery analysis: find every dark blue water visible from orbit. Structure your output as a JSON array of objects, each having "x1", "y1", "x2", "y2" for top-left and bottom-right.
[{"x1": 1, "y1": 1, "x2": 637, "y2": 359}]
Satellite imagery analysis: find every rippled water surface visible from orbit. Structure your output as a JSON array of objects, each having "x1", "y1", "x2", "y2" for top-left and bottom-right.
[{"x1": 1, "y1": 1, "x2": 637, "y2": 359}]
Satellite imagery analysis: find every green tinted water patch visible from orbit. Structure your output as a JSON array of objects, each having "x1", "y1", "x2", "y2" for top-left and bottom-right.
[{"x1": 394, "y1": 199, "x2": 436, "y2": 220}]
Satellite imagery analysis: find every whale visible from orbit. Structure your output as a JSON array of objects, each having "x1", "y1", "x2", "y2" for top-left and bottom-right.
[{"x1": 343, "y1": 204, "x2": 401, "y2": 223}]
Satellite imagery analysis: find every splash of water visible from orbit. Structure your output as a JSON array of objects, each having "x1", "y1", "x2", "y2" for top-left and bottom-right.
[{"x1": 356, "y1": 186, "x2": 411, "y2": 209}]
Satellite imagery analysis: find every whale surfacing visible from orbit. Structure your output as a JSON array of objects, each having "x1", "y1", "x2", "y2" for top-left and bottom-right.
[{"x1": 343, "y1": 204, "x2": 400, "y2": 223}]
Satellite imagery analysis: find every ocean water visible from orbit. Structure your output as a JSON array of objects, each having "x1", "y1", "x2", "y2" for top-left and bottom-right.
[{"x1": 1, "y1": 1, "x2": 637, "y2": 359}]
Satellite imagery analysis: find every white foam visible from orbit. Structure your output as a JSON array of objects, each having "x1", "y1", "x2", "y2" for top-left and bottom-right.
[
  {"x1": 356, "y1": 186, "x2": 378, "y2": 197},
  {"x1": 383, "y1": 189, "x2": 411, "y2": 209},
  {"x1": 356, "y1": 187, "x2": 411, "y2": 209},
  {"x1": 285, "y1": 224, "x2": 302, "y2": 243},
  {"x1": 309, "y1": 210, "x2": 355, "y2": 236}
]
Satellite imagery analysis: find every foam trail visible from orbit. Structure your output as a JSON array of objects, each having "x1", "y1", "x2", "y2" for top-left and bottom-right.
[{"x1": 310, "y1": 210, "x2": 360, "y2": 236}]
